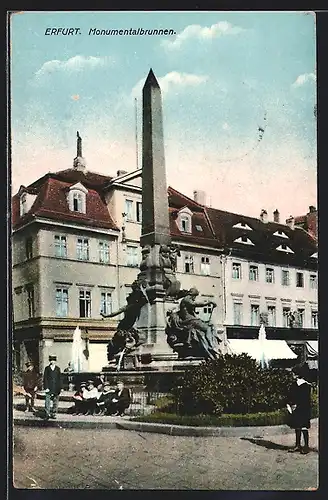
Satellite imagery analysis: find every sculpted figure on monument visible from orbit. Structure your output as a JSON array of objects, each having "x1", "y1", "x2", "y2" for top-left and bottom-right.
[
  {"x1": 101, "y1": 278, "x2": 149, "y2": 362},
  {"x1": 165, "y1": 287, "x2": 221, "y2": 359},
  {"x1": 159, "y1": 244, "x2": 181, "y2": 298}
]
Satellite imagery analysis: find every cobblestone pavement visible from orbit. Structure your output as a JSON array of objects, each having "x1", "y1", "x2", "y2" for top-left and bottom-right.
[{"x1": 12, "y1": 423, "x2": 318, "y2": 490}]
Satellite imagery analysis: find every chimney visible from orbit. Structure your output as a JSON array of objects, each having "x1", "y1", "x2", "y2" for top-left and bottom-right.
[
  {"x1": 117, "y1": 170, "x2": 128, "y2": 177},
  {"x1": 73, "y1": 131, "x2": 86, "y2": 171},
  {"x1": 260, "y1": 209, "x2": 268, "y2": 223},
  {"x1": 308, "y1": 205, "x2": 316, "y2": 214},
  {"x1": 273, "y1": 209, "x2": 280, "y2": 223},
  {"x1": 286, "y1": 215, "x2": 295, "y2": 230},
  {"x1": 193, "y1": 190, "x2": 206, "y2": 205}
]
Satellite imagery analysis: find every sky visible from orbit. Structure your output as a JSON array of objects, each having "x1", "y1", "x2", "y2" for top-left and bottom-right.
[{"x1": 10, "y1": 11, "x2": 317, "y2": 222}]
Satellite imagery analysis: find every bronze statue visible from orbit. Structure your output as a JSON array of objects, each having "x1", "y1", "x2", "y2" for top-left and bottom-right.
[
  {"x1": 165, "y1": 287, "x2": 221, "y2": 359},
  {"x1": 101, "y1": 279, "x2": 149, "y2": 362}
]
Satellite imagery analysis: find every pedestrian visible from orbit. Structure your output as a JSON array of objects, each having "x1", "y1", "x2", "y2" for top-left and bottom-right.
[
  {"x1": 287, "y1": 364, "x2": 312, "y2": 454},
  {"x1": 43, "y1": 355, "x2": 62, "y2": 420},
  {"x1": 110, "y1": 381, "x2": 131, "y2": 416},
  {"x1": 22, "y1": 361, "x2": 39, "y2": 413},
  {"x1": 63, "y1": 361, "x2": 75, "y2": 391}
]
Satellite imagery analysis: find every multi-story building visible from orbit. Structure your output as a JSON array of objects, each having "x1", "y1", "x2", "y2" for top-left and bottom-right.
[{"x1": 12, "y1": 149, "x2": 318, "y2": 372}]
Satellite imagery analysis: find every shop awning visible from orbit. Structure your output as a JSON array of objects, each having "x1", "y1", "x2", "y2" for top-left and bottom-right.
[
  {"x1": 306, "y1": 341, "x2": 318, "y2": 359},
  {"x1": 227, "y1": 339, "x2": 298, "y2": 361}
]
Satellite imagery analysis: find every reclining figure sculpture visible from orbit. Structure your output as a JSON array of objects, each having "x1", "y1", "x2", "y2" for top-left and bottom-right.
[{"x1": 165, "y1": 287, "x2": 222, "y2": 360}]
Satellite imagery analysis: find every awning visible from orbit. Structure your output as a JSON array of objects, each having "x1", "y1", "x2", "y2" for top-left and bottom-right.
[
  {"x1": 227, "y1": 339, "x2": 298, "y2": 361},
  {"x1": 306, "y1": 341, "x2": 318, "y2": 359}
]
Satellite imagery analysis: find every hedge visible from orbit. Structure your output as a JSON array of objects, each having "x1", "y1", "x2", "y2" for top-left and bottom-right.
[{"x1": 132, "y1": 404, "x2": 318, "y2": 427}]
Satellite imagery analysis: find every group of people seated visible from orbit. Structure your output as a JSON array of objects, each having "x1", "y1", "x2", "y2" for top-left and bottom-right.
[{"x1": 71, "y1": 379, "x2": 131, "y2": 416}]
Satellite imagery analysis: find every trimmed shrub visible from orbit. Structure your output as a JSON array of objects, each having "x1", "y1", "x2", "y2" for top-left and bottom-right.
[
  {"x1": 133, "y1": 409, "x2": 290, "y2": 427},
  {"x1": 170, "y1": 354, "x2": 295, "y2": 416}
]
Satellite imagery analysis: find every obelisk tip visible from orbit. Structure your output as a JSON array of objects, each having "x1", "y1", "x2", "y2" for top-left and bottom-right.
[{"x1": 144, "y1": 68, "x2": 160, "y2": 89}]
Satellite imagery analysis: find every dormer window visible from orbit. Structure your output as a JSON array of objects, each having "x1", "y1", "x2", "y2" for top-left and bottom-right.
[
  {"x1": 20, "y1": 193, "x2": 27, "y2": 216},
  {"x1": 177, "y1": 207, "x2": 193, "y2": 233},
  {"x1": 276, "y1": 244, "x2": 294, "y2": 254},
  {"x1": 273, "y1": 230, "x2": 289, "y2": 239},
  {"x1": 73, "y1": 192, "x2": 83, "y2": 212},
  {"x1": 234, "y1": 236, "x2": 255, "y2": 246},
  {"x1": 233, "y1": 222, "x2": 252, "y2": 231},
  {"x1": 67, "y1": 183, "x2": 88, "y2": 214},
  {"x1": 19, "y1": 190, "x2": 37, "y2": 217},
  {"x1": 310, "y1": 252, "x2": 318, "y2": 259},
  {"x1": 181, "y1": 215, "x2": 191, "y2": 232}
]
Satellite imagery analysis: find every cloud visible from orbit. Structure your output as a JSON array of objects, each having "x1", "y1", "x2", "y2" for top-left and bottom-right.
[
  {"x1": 34, "y1": 55, "x2": 114, "y2": 79},
  {"x1": 291, "y1": 72, "x2": 316, "y2": 88},
  {"x1": 131, "y1": 71, "x2": 208, "y2": 98},
  {"x1": 162, "y1": 21, "x2": 245, "y2": 50}
]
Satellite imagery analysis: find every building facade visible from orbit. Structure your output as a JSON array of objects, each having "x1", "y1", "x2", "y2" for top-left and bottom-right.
[{"x1": 12, "y1": 158, "x2": 318, "y2": 372}]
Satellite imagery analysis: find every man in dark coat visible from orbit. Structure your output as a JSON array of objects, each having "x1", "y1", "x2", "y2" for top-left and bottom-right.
[
  {"x1": 287, "y1": 364, "x2": 312, "y2": 454},
  {"x1": 110, "y1": 381, "x2": 131, "y2": 416},
  {"x1": 96, "y1": 383, "x2": 116, "y2": 415},
  {"x1": 43, "y1": 355, "x2": 62, "y2": 419},
  {"x1": 23, "y1": 361, "x2": 39, "y2": 413}
]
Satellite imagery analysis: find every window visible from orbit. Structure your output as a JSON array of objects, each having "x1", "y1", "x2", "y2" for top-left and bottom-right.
[
  {"x1": 249, "y1": 265, "x2": 258, "y2": 281},
  {"x1": 296, "y1": 272, "x2": 304, "y2": 288},
  {"x1": 195, "y1": 225, "x2": 203, "y2": 232},
  {"x1": 234, "y1": 236, "x2": 255, "y2": 245},
  {"x1": 233, "y1": 302, "x2": 243, "y2": 325},
  {"x1": 266, "y1": 267, "x2": 275, "y2": 284},
  {"x1": 26, "y1": 286, "x2": 35, "y2": 318},
  {"x1": 310, "y1": 274, "x2": 317, "y2": 289},
  {"x1": 267, "y1": 305, "x2": 276, "y2": 327},
  {"x1": 184, "y1": 254, "x2": 194, "y2": 273},
  {"x1": 56, "y1": 288, "x2": 68, "y2": 317},
  {"x1": 281, "y1": 270, "x2": 290, "y2": 286},
  {"x1": 250, "y1": 304, "x2": 260, "y2": 326},
  {"x1": 77, "y1": 238, "x2": 89, "y2": 261},
  {"x1": 136, "y1": 201, "x2": 142, "y2": 223},
  {"x1": 297, "y1": 308, "x2": 305, "y2": 328},
  {"x1": 311, "y1": 310, "x2": 318, "y2": 328},
  {"x1": 25, "y1": 237, "x2": 33, "y2": 259},
  {"x1": 73, "y1": 192, "x2": 83, "y2": 212},
  {"x1": 125, "y1": 199, "x2": 134, "y2": 221},
  {"x1": 54, "y1": 235, "x2": 67, "y2": 258},
  {"x1": 276, "y1": 244, "x2": 294, "y2": 254},
  {"x1": 200, "y1": 257, "x2": 210, "y2": 275},
  {"x1": 232, "y1": 263, "x2": 242, "y2": 280},
  {"x1": 100, "y1": 291, "x2": 112, "y2": 316},
  {"x1": 79, "y1": 290, "x2": 91, "y2": 318},
  {"x1": 126, "y1": 246, "x2": 139, "y2": 267},
  {"x1": 181, "y1": 214, "x2": 191, "y2": 233},
  {"x1": 283, "y1": 307, "x2": 291, "y2": 327},
  {"x1": 273, "y1": 230, "x2": 288, "y2": 238},
  {"x1": 20, "y1": 193, "x2": 27, "y2": 216},
  {"x1": 68, "y1": 184, "x2": 87, "y2": 213},
  {"x1": 98, "y1": 241, "x2": 110, "y2": 264},
  {"x1": 233, "y1": 222, "x2": 252, "y2": 230}
]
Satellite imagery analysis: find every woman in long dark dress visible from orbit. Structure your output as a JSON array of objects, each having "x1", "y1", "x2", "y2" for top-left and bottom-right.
[{"x1": 287, "y1": 365, "x2": 312, "y2": 454}]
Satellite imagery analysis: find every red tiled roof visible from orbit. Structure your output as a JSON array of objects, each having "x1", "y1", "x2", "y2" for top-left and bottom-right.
[
  {"x1": 29, "y1": 169, "x2": 113, "y2": 191},
  {"x1": 12, "y1": 176, "x2": 118, "y2": 231},
  {"x1": 168, "y1": 186, "x2": 204, "y2": 212}
]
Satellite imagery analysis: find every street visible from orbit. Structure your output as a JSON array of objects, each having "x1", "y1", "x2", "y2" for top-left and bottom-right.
[{"x1": 13, "y1": 423, "x2": 318, "y2": 490}]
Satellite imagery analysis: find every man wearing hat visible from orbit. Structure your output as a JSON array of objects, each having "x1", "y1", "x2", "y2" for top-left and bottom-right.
[
  {"x1": 96, "y1": 383, "x2": 116, "y2": 415},
  {"x1": 81, "y1": 380, "x2": 99, "y2": 415},
  {"x1": 72, "y1": 382, "x2": 87, "y2": 415},
  {"x1": 22, "y1": 361, "x2": 39, "y2": 413},
  {"x1": 43, "y1": 355, "x2": 62, "y2": 419},
  {"x1": 287, "y1": 364, "x2": 312, "y2": 454}
]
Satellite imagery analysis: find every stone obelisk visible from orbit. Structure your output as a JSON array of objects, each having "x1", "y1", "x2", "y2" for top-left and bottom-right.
[{"x1": 135, "y1": 69, "x2": 178, "y2": 367}]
